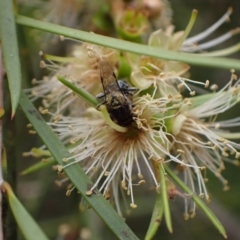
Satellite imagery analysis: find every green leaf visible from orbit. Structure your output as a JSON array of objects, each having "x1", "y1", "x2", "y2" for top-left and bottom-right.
[
  {"x1": 145, "y1": 193, "x2": 164, "y2": 240},
  {"x1": 2, "y1": 182, "x2": 49, "y2": 240},
  {"x1": 0, "y1": 0, "x2": 21, "y2": 117},
  {"x1": 165, "y1": 165, "x2": 227, "y2": 239},
  {"x1": 19, "y1": 91, "x2": 139, "y2": 240},
  {"x1": 15, "y1": 14, "x2": 240, "y2": 71},
  {"x1": 57, "y1": 76, "x2": 98, "y2": 106},
  {"x1": 159, "y1": 165, "x2": 172, "y2": 233}
]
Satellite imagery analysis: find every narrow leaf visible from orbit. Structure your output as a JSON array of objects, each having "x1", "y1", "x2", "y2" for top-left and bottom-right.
[
  {"x1": 57, "y1": 76, "x2": 98, "y2": 106},
  {"x1": 2, "y1": 182, "x2": 49, "y2": 240},
  {"x1": 0, "y1": 0, "x2": 21, "y2": 117},
  {"x1": 19, "y1": 91, "x2": 139, "y2": 240},
  {"x1": 145, "y1": 194, "x2": 164, "y2": 240},
  {"x1": 15, "y1": 15, "x2": 240, "y2": 71},
  {"x1": 159, "y1": 165, "x2": 173, "y2": 233},
  {"x1": 165, "y1": 165, "x2": 227, "y2": 238}
]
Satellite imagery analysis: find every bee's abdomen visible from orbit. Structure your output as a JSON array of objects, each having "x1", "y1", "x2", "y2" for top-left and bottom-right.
[{"x1": 106, "y1": 93, "x2": 133, "y2": 126}]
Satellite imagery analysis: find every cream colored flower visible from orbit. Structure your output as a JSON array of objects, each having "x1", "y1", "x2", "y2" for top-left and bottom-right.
[
  {"x1": 25, "y1": 44, "x2": 119, "y2": 115},
  {"x1": 169, "y1": 72, "x2": 240, "y2": 218},
  {"x1": 127, "y1": 8, "x2": 239, "y2": 97},
  {"x1": 46, "y1": 93, "x2": 190, "y2": 216}
]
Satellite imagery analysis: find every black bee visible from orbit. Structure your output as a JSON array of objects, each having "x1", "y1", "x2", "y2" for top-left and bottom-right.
[{"x1": 96, "y1": 60, "x2": 137, "y2": 126}]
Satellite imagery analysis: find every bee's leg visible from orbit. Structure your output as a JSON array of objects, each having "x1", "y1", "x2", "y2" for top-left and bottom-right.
[
  {"x1": 96, "y1": 92, "x2": 106, "y2": 110},
  {"x1": 124, "y1": 88, "x2": 138, "y2": 97},
  {"x1": 117, "y1": 80, "x2": 130, "y2": 92},
  {"x1": 96, "y1": 92, "x2": 106, "y2": 99},
  {"x1": 96, "y1": 101, "x2": 106, "y2": 110},
  {"x1": 117, "y1": 80, "x2": 138, "y2": 94},
  {"x1": 117, "y1": 80, "x2": 128, "y2": 88},
  {"x1": 127, "y1": 87, "x2": 138, "y2": 92}
]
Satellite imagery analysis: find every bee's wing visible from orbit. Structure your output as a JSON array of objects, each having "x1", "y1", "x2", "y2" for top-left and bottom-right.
[{"x1": 99, "y1": 60, "x2": 118, "y2": 91}]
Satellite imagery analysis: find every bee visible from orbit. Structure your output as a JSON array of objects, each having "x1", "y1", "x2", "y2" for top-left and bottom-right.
[{"x1": 96, "y1": 60, "x2": 137, "y2": 126}]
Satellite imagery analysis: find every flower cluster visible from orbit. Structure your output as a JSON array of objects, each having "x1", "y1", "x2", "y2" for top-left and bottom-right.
[
  {"x1": 25, "y1": 43, "x2": 119, "y2": 115},
  {"x1": 27, "y1": 7, "x2": 240, "y2": 220}
]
